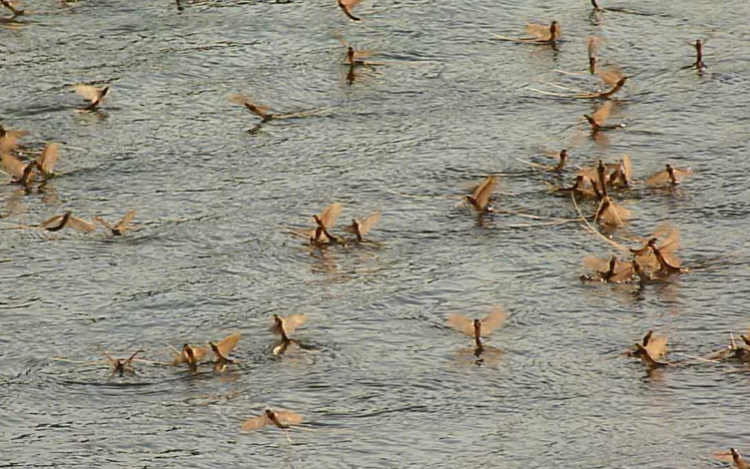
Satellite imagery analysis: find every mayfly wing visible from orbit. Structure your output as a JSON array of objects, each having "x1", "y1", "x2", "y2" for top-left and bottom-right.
[
  {"x1": 480, "y1": 307, "x2": 507, "y2": 335},
  {"x1": 446, "y1": 313, "x2": 474, "y2": 336}
]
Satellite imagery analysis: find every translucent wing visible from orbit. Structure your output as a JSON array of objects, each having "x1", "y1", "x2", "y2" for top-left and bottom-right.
[
  {"x1": 587, "y1": 36, "x2": 601, "y2": 57},
  {"x1": 93, "y1": 216, "x2": 114, "y2": 231},
  {"x1": 353, "y1": 50, "x2": 375, "y2": 60},
  {"x1": 357, "y1": 211, "x2": 381, "y2": 236},
  {"x1": 67, "y1": 215, "x2": 96, "y2": 233},
  {"x1": 472, "y1": 176, "x2": 497, "y2": 211},
  {"x1": 583, "y1": 256, "x2": 611, "y2": 272},
  {"x1": 74, "y1": 84, "x2": 101, "y2": 103},
  {"x1": 42, "y1": 215, "x2": 65, "y2": 229},
  {"x1": 621, "y1": 155, "x2": 633, "y2": 182},
  {"x1": 317, "y1": 202, "x2": 343, "y2": 229},
  {"x1": 228, "y1": 94, "x2": 271, "y2": 114},
  {"x1": 592, "y1": 101, "x2": 614, "y2": 125},
  {"x1": 524, "y1": 23, "x2": 551, "y2": 41},
  {"x1": 645, "y1": 335, "x2": 667, "y2": 360},
  {"x1": 598, "y1": 198, "x2": 630, "y2": 226},
  {"x1": 192, "y1": 345, "x2": 209, "y2": 361},
  {"x1": 0, "y1": 131, "x2": 26, "y2": 153},
  {"x1": 645, "y1": 169, "x2": 671, "y2": 186},
  {"x1": 597, "y1": 65, "x2": 624, "y2": 87},
  {"x1": 1, "y1": 153, "x2": 26, "y2": 179},
  {"x1": 609, "y1": 263, "x2": 634, "y2": 283},
  {"x1": 216, "y1": 332, "x2": 241, "y2": 357},
  {"x1": 116, "y1": 210, "x2": 137, "y2": 230},
  {"x1": 282, "y1": 313, "x2": 308, "y2": 334},
  {"x1": 447, "y1": 313, "x2": 474, "y2": 336},
  {"x1": 672, "y1": 167, "x2": 694, "y2": 182},
  {"x1": 655, "y1": 224, "x2": 680, "y2": 254},
  {"x1": 274, "y1": 410, "x2": 303, "y2": 425},
  {"x1": 710, "y1": 452, "x2": 734, "y2": 464},
  {"x1": 37, "y1": 142, "x2": 59, "y2": 175},
  {"x1": 332, "y1": 31, "x2": 349, "y2": 47},
  {"x1": 480, "y1": 307, "x2": 507, "y2": 335},
  {"x1": 241, "y1": 414, "x2": 271, "y2": 431},
  {"x1": 576, "y1": 166, "x2": 598, "y2": 181}
]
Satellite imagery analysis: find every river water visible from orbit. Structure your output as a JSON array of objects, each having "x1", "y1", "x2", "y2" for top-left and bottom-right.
[{"x1": 2, "y1": 0, "x2": 750, "y2": 467}]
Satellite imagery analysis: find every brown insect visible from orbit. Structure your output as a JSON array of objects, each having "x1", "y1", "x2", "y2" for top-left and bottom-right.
[
  {"x1": 447, "y1": 306, "x2": 507, "y2": 351},
  {"x1": 74, "y1": 84, "x2": 109, "y2": 111},
  {"x1": 594, "y1": 195, "x2": 630, "y2": 227},
  {"x1": 689, "y1": 39, "x2": 706, "y2": 71},
  {"x1": 584, "y1": 101, "x2": 623, "y2": 133},
  {"x1": 241, "y1": 408, "x2": 303, "y2": 441},
  {"x1": 312, "y1": 202, "x2": 344, "y2": 244},
  {"x1": 465, "y1": 176, "x2": 497, "y2": 214},
  {"x1": 94, "y1": 210, "x2": 136, "y2": 236},
  {"x1": 1, "y1": 152, "x2": 36, "y2": 186},
  {"x1": 0, "y1": 125, "x2": 28, "y2": 153},
  {"x1": 173, "y1": 343, "x2": 210, "y2": 372},
  {"x1": 581, "y1": 255, "x2": 633, "y2": 283},
  {"x1": 553, "y1": 175, "x2": 596, "y2": 198},
  {"x1": 42, "y1": 211, "x2": 96, "y2": 233},
  {"x1": 713, "y1": 449, "x2": 750, "y2": 469},
  {"x1": 100, "y1": 347, "x2": 145, "y2": 377},
  {"x1": 209, "y1": 332, "x2": 241, "y2": 372},
  {"x1": 35, "y1": 143, "x2": 60, "y2": 178},
  {"x1": 229, "y1": 94, "x2": 274, "y2": 122},
  {"x1": 630, "y1": 224, "x2": 683, "y2": 276},
  {"x1": 627, "y1": 330, "x2": 668, "y2": 360},
  {"x1": 645, "y1": 164, "x2": 693, "y2": 186},
  {"x1": 524, "y1": 21, "x2": 561, "y2": 44},
  {"x1": 630, "y1": 343, "x2": 669, "y2": 369},
  {"x1": 596, "y1": 65, "x2": 628, "y2": 99},
  {"x1": 548, "y1": 149, "x2": 568, "y2": 172},
  {"x1": 337, "y1": 0, "x2": 363, "y2": 21},
  {"x1": 270, "y1": 313, "x2": 308, "y2": 355},
  {"x1": 587, "y1": 36, "x2": 602, "y2": 74},
  {"x1": 0, "y1": 0, "x2": 23, "y2": 16},
  {"x1": 343, "y1": 211, "x2": 381, "y2": 242}
]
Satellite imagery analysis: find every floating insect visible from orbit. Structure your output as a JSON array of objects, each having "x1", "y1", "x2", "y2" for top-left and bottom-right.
[
  {"x1": 0, "y1": 124, "x2": 28, "y2": 153},
  {"x1": 35, "y1": 143, "x2": 60, "y2": 178},
  {"x1": 241, "y1": 408, "x2": 303, "y2": 442},
  {"x1": 713, "y1": 448, "x2": 750, "y2": 469},
  {"x1": 465, "y1": 176, "x2": 497, "y2": 214},
  {"x1": 337, "y1": 0, "x2": 363, "y2": 22},
  {"x1": 94, "y1": 210, "x2": 136, "y2": 236},
  {"x1": 587, "y1": 36, "x2": 602, "y2": 74},
  {"x1": 343, "y1": 211, "x2": 381, "y2": 242},
  {"x1": 630, "y1": 224, "x2": 684, "y2": 276},
  {"x1": 311, "y1": 202, "x2": 344, "y2": 245},
  {"x1": 0, "y1": 0, "x2": 23, "y2": 16},
  {"x1": 209, "y1": 332, "x2": 241, "y2": 372},
  {"x1": 74, "y1": 84, "x2": 109, "y2": 111},
  {"x1": 627, "y1": 330, "x2": 668, "y2": 360},
  {"x1": 270, "y1": 313, "x2": 308, "y2": 355},
  {"x1": 172, "y1": 343, "x2": 210, "y2": 371},
  {"x1": 42, "y1": 211, "x2": 96, "y2": 233},
  {"x1": 596, "y1": 65, "x2": 629, "y2": 99},
  {"x1": 1, "y1": 152, "x2": 36, "y2": 186},
  {"x1": 523, "y1": 21, "x2": 561, "y2": 45},
  {"x1": 493, "y1": 21, "x2": 561, "y2": 47},
  {"x1": 581, "y1": 255, "x2": 633, "y2": 283},
  {"x1": 447, "y1": 306, "x2": 507, "y2": 353},
  {"x1": 645, "y1": 164, "x2": 693, "y2": 187},
  {"x1": 100, "y1": 347, "x2": 145, "y2": 377},
  {"x1": 584, "y1": 101, "x2": 623, "y2": 133}
]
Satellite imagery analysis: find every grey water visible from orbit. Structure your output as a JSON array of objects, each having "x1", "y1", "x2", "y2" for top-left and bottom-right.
[{"x1": 2, "y1": 0, "x2": 750, "y2": 467}]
